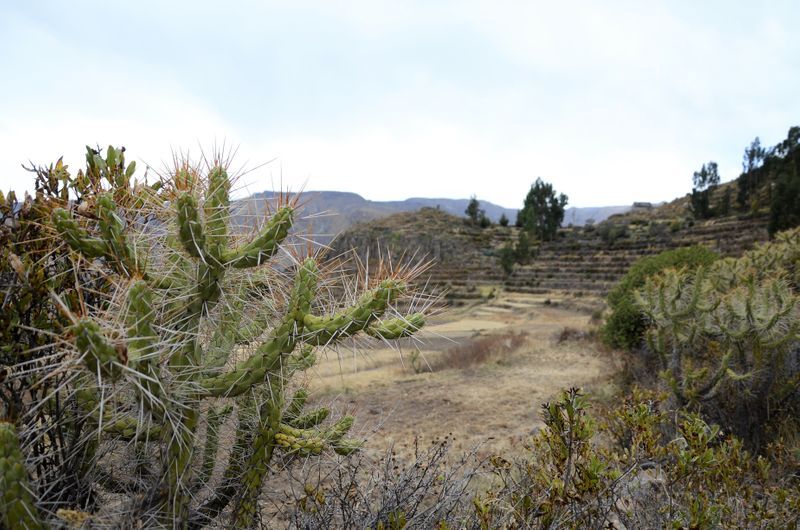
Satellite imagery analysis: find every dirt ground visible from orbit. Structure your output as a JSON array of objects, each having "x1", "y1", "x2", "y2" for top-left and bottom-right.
[{"x1": 300, "y1": 291, "x2": 620, "y2": 459}]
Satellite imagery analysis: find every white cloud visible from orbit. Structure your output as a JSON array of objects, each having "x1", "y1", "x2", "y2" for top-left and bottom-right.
[{"x1": 1, "y1": 1, "x2": 798, "y2": 209}]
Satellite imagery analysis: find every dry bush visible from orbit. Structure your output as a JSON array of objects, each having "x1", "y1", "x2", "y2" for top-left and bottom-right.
[
  {"x1": 285, "y1": 437, "x2": 480, "y2": 529},
  {"x1": 555, "y1": 326, "x2": 594, "y2": 344},
  {"x1": 430, "y1": 331, "x2": 527, "y2": 371}
]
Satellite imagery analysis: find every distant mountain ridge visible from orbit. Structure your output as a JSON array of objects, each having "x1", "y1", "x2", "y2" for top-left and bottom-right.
[{"x1": 235, "y1": 190, "x2": 631, "y2": 244}]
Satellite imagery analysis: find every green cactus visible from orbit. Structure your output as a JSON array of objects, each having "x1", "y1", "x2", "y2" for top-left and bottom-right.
[
  {"x1": 2, "y1": 146, "x2": 428, "y2": 529},
  {"x1": 0, "y1": 422, "x2": 45, "y2": 530},
  {"x1": 636, "y1": 230, "x2": 800, "y2": 445}
]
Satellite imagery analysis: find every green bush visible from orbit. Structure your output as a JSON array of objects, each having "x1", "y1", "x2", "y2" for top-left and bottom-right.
[
  {"x1": 597, "y1": 222, "x2": 629, "y2": 246},
  {"x1": 601, "y1": 245, "x2": 718, "y2": 350}
]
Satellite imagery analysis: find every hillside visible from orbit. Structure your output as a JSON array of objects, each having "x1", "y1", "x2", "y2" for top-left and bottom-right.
[
  {"x1": 331, "y1": 198, "x2": 771, "y2": 304},
  {"x1": 232, "y1": 190, "x2": 631, "y2": 244}
]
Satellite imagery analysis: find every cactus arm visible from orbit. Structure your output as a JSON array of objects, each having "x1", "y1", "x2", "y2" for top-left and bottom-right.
[
  {"x1": 125, "y1": 280, "x2": 166, "y2": 415},
  {"x1": 202, "y1": 302, "x2": 243, "y2": 372},
  {"x1": 274, "y1": 416, "x2": 359, "y2": 457},
  {"x1": 199, "y1": 331, "x2": 290, "y2": 397},
  {"x1": 365, "y1": 313, "x2": 425, "y2": 340},
  {"x1": 230, "y1": 379, "x2": 284, "y2": 528},
  {"x1": 102, "y1": 416, "x2": 163, "y2": 440},
  {"x1": 197, "y1": 404, "x2": 233, "y2": 487},
  {"x1": 52, "y1": 208, "x2": 107, "y2": 258},
  {"x1": 0, "y1": 422, "x2": 47, "y2": 530},
  {"x1": 285, "y1": 407, "x2": 330, "y2": 429},
  {"x1": 73, "y1": 319, "x2": 124, "y2": 381},
  {"x1": 176, "y1": 193, "x2": 207, "y2": 259},
  {"x1": 302, "y1": 278, "x2": 405, "y2": 345},
  {"x1": 192, "y1": 400, "x2": 257, "y2": 528},
  {"x1": 95, "y1": 193, "x2": 139, "y2": 275},
  {"x1": 222, "y1": 206, "x2": 293, "y2": 268},
  {"x1": 203, "y1": 166, "x2": 230, "y2": 263},
  {"x1": 284, "y1": 389, "x2": 309, "y2": 419}
]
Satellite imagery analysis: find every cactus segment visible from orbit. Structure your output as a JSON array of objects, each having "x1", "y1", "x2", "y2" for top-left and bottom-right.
[
  {"x1": 176, "y1": 193, "x2": 206, "y2": 259},
  {"x1": 73, "y1": 318, "x2": 123, "y2": 380},
  {"x1": 285, "y1": 389, "x2": 309, "y2": 419},
  {"x1": 366, "y1": 312, "x2": 425, "y2": 340},
  {"x1": 303, "y1": 279, "x2": 406, "y2": 344},
  {"x1": 223, "y1": 206, "x2": 293, "y2": 268},
  {"x1": 199, "y1": 333, "x2": 286, "y2": 397},
  {"x1": 96, "y1": 192, "x2": 137, "y2": 274},
  {"x1": 126, "y1": 280, "x2": 165, "y2": 412},
  {"x1": 204, "y1": 165, "x2": 230, "y2": 262},
  {"x1": 198, "y1": 404, "x2": 233, "y2": 486},
  {"x1": 286, "y1": 407, "x2": 330, "y2": 429},
  {"x1": 52, "y1": 208, "x2": 107, "y2": 258},
  {"x1": 0, "y1": 422, "x2": 46, "y2": 530}
]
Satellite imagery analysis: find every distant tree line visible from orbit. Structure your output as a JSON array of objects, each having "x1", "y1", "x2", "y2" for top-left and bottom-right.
[{"x1": 690, "y1": 126, "x2": 800, "y2": 235}]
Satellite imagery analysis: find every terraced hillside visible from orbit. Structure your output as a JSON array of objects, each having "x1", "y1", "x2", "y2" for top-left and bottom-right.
[
  {"x1": 331, "y1": 206, "x2": 771, "y2": 303},
  {"x1": 505, "y1": 214, "x2": 769, "y2": 296}
]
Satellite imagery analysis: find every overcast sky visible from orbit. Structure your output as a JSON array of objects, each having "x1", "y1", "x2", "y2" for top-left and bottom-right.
[{"x1": 1, "y1": 1, "x2": 798, "y2": 208}]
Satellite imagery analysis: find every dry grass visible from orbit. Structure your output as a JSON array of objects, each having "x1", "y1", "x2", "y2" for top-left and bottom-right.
[{"x1": 430, "y1": 331, "x2": 528, "y2": 371}]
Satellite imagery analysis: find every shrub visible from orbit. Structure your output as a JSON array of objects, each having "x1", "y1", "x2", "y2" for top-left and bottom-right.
[
  {"x1": 597, "y1": 222, "x2": 629, "y2": 246},
  {"x1": 498, "y1": 244, "x2": 515, "y2": 276},
  {"x1": 601, "y1": 245, "x2": 718, "y2": 350},
  {"x1": 431, "y1": 331, "x2": 527, "y2": 371},
  {"x1": 474, "y1": 388, "x2": 800, "y2": 529}
]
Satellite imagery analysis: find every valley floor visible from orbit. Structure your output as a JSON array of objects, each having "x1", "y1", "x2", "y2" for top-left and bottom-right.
[{"x1": 303, "y1": 291, "x2": 620, "y2": 459}]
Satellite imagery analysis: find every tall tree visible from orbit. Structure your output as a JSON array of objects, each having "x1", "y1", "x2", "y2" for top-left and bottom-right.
[
  {"x1": 465, "y1": 195, "x2": 483, "y2": 224},
  {"x1": 518, "y1": 178, "x2": 568, "y2": 241},
  {"x1": 738, "y1": 137, "x2": 767, "y2": 211},
  {"x1": 690, "y1": 161, "x2": 720, "y2": 219}
]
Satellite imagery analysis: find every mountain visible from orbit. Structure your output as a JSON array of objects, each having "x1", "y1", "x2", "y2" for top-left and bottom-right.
[
  {"x1": 233, "y1": 190, "x2": 632, "y2": 244},
  {"x1": 562, "y1": 205, "x2": 632, "y2": 226}
]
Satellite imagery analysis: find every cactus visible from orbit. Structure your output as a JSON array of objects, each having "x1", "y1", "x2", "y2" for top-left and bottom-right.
[
  {"x1": 3, "y1": 146, "x2": 427, "y2": 528},
  {"x1": 636, "y1": 231, "x2": 800, "y2": 445},
  {"x1": 0, "y1": 422, "x2": 45, "y2": 530}
]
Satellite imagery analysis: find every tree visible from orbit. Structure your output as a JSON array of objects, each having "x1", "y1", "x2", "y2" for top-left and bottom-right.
[
  {"x1": 742, "y1": 137, "x2": 766, "y2": 174},
  {"x1": 738, "y1": 137, "x2": 767, "y2": 211},
  {"x1": 499, "y1": 213, "x2": 509, "y2": 227},
  {"x1": 518, "y1": 178, "x2": 568, "y2": 241},
  {"x1": 465, "y1": 195, "x2": 483, "y2": 224},
  {"x1": 690, "y1": 161, "x2": 719, "y2": 219}
]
